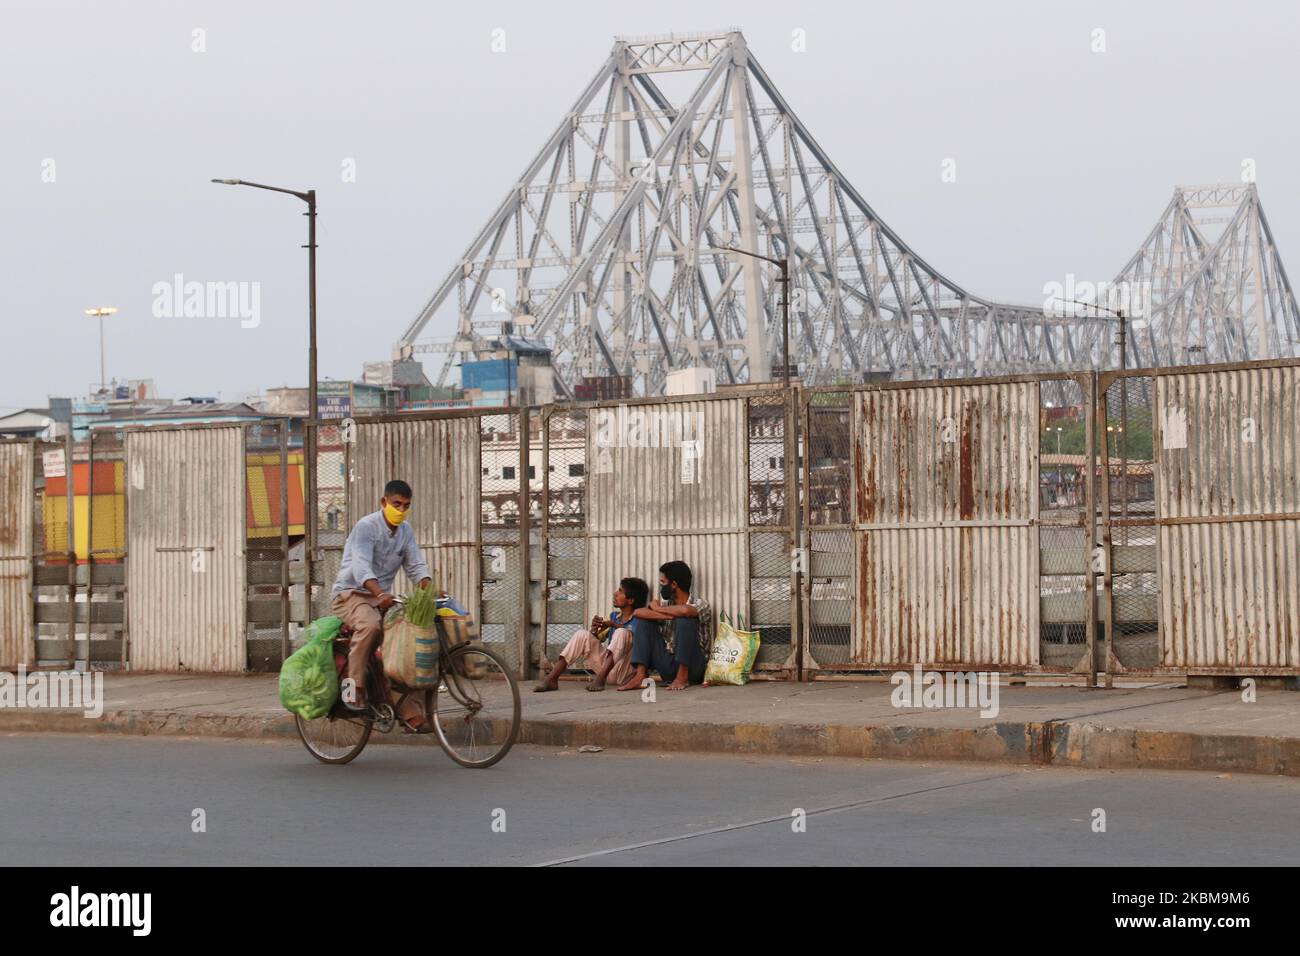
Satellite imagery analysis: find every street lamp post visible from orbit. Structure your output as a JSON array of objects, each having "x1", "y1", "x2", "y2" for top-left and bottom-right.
[
  {"x1": 84, "y1": 306, "x2": 119, "y2": 390},
  {"x1": 704, "y1": 243, "x2": 790, "y2": 383},
  {"x1": 212, "y1": 178, "x2": 318, "y2": 617},
  {"x1": 1054, "y1": 426, "x2": 1064, "y2": 497},
  {"x1": 1055, "y1": 297, "x2": 1136, "y2": 527}
]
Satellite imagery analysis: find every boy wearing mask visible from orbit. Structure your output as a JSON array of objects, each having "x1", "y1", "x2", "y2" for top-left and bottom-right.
[{"x1": 617, "y1": 560, "x2": 710, "y2": 692}]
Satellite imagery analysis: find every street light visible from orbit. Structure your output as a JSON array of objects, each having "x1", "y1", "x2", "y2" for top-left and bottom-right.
[
  {"x1": 704, "y1": 242, "x2": 791, "y2": 384},
  {"x1": 212, "y1": 177, "x2": 319, "y2": 610},
  {"x1": 1053, "y1": 426, "x2": 1064, "y2": 488},
  {"x1": 84, "y1": 306, "x2": 119, "y2": 391},
  {"x1": 1054, "y1": 296, "x2": 1143, "y2": 527}
]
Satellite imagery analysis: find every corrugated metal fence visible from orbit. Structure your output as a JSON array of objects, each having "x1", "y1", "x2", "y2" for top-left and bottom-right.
[
  {"x1": 8, "y1": 357, "x2": 1298, "y2": 681},
  {"x1": 348, "y1": 413, "x2": 487, "y2": 660},
  {"x1": 1149, "y1": 364, "x2": 1300, "y2": 673},
  {"x1": 0, "y1": 440, "x2": 34, "y2": 667},
  {"x1": 125, "y1": 426, "x2": 246, "y2": 672},
  {"x1": 852, "y1": 380, "x2": 1040, "y2": 669}
]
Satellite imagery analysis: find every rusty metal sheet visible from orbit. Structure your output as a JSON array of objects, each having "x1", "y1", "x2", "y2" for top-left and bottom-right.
[
  {"x1": 1157, "y1": 366, "x2": 1300, "y2": 519},
  {"x1": 350, "y1": 417, "x2": 481, "y2": 616},
  {"x1": 855, "y1": 382, "x2": 1037, "y2": 526},
  {"x1": 587, "y1": 398, "x2": 746, "y2": 534},
  {"x1": 580, "y1": 397, "x2": 749, "y2": 626},
  {"x1": 584, "y1": 531, "x2": 748, "y2": 630},
  {"x1": 0, "y1": 442, "x2": 34, "y2": 667},
  {"x1": 853, "y1": 382, "x2": 1039, "y2": 667},
  {"x1": 1156, "y1": 366, "x2": 1300, "y2": 670},
  {"x1": 125, "y1": 427, "x2": 245, "y2": 672}
]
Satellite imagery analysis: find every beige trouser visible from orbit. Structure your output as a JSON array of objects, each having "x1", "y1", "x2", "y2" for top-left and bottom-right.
[
  {"x1": 330, "y1": 590, "x2": 425, "y2": 725},
  {"x1": 558, "y1": 627, "x2": 634, "y2": 685}
]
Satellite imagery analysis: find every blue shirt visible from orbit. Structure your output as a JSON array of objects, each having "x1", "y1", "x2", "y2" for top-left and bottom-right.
[
  {"x1": 612, "y1": 610, "x2": 660, "y2": 646},
  {"x1": 331, "y1": 511, "x2": 431, "y2": 596}
]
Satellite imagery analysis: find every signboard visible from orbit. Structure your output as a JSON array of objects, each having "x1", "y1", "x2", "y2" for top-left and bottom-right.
[
  {"x1": 316, "y1": 381, "x2": 352, "y2": 420},
  {"x1": 317, "y1": 396, "x2": 352, "y2": 420},
  {"x1": 42, "y1": 449, "x2": 66, "y2": 478}
]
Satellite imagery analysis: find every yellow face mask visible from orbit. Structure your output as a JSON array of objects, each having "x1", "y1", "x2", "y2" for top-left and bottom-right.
[{"x1": 382, "y1": 502, "x2": 408, "y2": 526}]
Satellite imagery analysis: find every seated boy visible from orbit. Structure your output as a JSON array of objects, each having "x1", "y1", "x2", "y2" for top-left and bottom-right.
[{"x1": 533, "y1": 577, "x2": 651, "y2": 692}]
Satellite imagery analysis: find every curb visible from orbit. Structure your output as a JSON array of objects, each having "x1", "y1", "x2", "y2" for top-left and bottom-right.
[{"x1": 3, "y1": 708, "x2": 1297, "y2": 776}]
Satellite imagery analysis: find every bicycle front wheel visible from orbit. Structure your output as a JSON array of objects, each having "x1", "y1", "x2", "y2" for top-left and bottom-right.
[{"x1": 429, "y1": 644, "x2": 521, "y2": 768}]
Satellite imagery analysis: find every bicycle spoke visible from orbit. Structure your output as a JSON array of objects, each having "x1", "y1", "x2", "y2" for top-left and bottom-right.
[{"x1": 431, "y1": 645, "x2": 520, "y2": 768}]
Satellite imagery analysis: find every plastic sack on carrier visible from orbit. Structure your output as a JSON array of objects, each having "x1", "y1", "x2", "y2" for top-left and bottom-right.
[
  {"x1": 435, "y1": 596, "x2": 477, "y2": 650},
  {"x1": 703, "y1": 611, "x2": 761, "y2": 686},
  {"x1": 280, "y1": 616, "x2": 343, "y2": 719}
]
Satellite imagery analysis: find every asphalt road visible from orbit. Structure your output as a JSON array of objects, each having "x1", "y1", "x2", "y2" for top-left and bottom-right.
[{"x1": 3, "y1": 733, "x2": 1298, "y2": 866}]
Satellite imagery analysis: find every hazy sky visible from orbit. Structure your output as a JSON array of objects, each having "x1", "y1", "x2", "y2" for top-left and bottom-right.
[{"x1": 3, "y1": 0, "x2": 1297, "y2": 408}]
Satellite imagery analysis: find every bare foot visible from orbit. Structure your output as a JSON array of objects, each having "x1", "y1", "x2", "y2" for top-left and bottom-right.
[
  {"x1": 586, "y1": 680, "x2": 606, "y2": 692},
  {"x1": 615, "y1": 677, "x2": 642, "y2": 691},
  {"x1": 666, "y1": 679, "x2": 690, "y2": 691},
  {"x1": 532, "y1": 680, "x2": 559, "y2": 693}
]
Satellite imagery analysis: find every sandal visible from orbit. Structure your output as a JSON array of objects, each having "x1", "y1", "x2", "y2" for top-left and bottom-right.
[{"x1": 403, "y1": 716, "x2": 436, "y2": 734}]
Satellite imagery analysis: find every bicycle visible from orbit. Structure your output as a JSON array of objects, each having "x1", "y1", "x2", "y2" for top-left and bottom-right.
[{"x1": 295, "y1": 604, "x2": 521, "y2": 768}]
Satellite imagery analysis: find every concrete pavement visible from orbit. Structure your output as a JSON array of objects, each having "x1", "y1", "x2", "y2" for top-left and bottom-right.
[{"x1": 2, "y1": 671, "x2": 1298, "y2": 776}]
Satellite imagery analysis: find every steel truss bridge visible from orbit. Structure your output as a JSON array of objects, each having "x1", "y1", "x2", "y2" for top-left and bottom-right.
[{"x1": 398, "y1": 30, "x2": 1300, "y2": 397}]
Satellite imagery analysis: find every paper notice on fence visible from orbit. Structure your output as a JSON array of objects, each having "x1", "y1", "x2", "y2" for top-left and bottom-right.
[
  {"x1": 680, "y1": 440, "x2": 701, "y2": 484},
  {"x1": 1161, "y1": 406, "x2": 1188, "y2": 450}
]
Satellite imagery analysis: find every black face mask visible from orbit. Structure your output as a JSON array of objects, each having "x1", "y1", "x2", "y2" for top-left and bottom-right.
[{"x1": 659, "y1": 583, "x2": 675, "y2": 602}]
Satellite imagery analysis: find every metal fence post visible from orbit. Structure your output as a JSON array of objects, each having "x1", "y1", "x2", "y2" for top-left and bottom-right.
[
  {"x1": 799, "y1": 390, "x2": 814, "y2": 680},
  {"x1": 517, "y1": 406, "x2": 532, "y2": 679},
  {"x1": 26, "y1": 439, "x2": 38, "y2": 667},
  {"x1": 121, "y1": 434, "x2": 130, "y2": 668},
  {"x1": 305, "y1": 418, "x2": 315, "y2": 624},
  {"x1": 64, "y1": 428, "x2": 76, "y2": 665},
  {"x1": 1079, "y1": 374, "x2": 1093, "y2": 686},
  {"x1": 1098, "y1": 374, "x2": 1117, "y2": 689},
  {"x1": 279, "y1": 420, "x2": 290, "y2": 661},
  {"x1": 539, "y1": 407, "x2": 550, "y2": 665},
  {"x1": 1084, "y1": 372, "x2": 1100, "y2": 687},
  {"x1": 783, "y1": 386, "x2": 803, "y2": 681},
  {"x1": 84, "y1": 431, "x2": 95, "y2": 670}
]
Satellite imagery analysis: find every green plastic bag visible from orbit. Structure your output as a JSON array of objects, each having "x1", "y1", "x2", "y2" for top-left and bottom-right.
[
  {"x1": 703, "y1": 611, "x2": 761, "y2": 686},
  {"x1": 279, "y1": 616, "x2": 343, "y2": 719}
]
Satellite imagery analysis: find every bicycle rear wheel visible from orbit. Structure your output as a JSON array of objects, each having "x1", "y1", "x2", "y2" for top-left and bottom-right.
[
  {"x1": 430, "y1": 644, "x2": 521, "y2": 768},
  {"x1": 295, "y1": 709, "x2": 373, "y2": 764}
]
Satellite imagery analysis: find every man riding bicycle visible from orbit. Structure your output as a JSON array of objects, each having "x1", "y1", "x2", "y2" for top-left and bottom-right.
[{"x1": 330, "y1": 479, "x2": 432, "y2": 716}]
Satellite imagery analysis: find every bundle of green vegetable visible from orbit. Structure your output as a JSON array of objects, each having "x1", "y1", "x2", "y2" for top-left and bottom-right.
[{"x1": 402, "y1": 585, "x2": 438, "y2": 628}]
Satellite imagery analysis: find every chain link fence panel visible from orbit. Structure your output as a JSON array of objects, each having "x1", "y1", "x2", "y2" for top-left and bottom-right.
[
  {"x1": 542, "y1": 408, "x2": 588, "y2": 668},
  {"x1": 1103, "y1": 374, "x2": 1160, "y2": 672},
  {"x1": 480, "y1": 412, "x2": 526, "y2": 676},
  {"x1": 802, "y1": 389, "x2": 854, "y2": 670},
  {"x1": 748, "y1": 392, "x2": 794, "y2": 673},
  {"x1": 1038, "y1": 376, "x2": 1093, "y2": 673}
]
